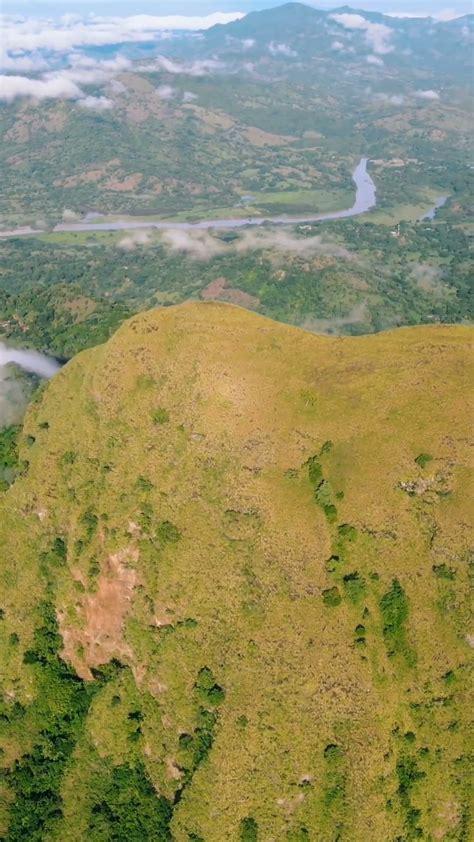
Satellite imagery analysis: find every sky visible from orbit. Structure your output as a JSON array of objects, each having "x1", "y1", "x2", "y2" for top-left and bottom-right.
[{"x1": 3, "y1": 1, "x2": 472, "y2": 18}]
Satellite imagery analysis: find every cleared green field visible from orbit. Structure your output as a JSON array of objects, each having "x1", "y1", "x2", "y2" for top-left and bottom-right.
[{"x1": 363, "y1": 189, "x2": 442, "y2": 225}]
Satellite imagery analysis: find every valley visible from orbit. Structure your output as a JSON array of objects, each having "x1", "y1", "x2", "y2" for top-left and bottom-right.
[{"x1": 0, "y1": 157, "x2": 377, "y2": 236}]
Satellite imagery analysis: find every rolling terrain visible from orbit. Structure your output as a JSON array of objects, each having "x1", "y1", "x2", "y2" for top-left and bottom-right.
[{"x1": 0, "y1": 303, "x2": 472, "y2": 840}]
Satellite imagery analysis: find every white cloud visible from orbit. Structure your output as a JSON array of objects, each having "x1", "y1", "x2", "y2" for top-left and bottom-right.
[
  {"x1": 330, "y1": 13, "x2": 394, "y2": 54},
  {"x1": 373, "y1": 92, "x2": 405, "y2": 105},
  {"x1": 183, "y1": 91, "x2": 198, "y2": 102},
  {"x1": 108, "y1": 79, "x2": 127, "y2": 94},
  {"x1": 366, "y1": 54, "x2": 384, "y2": 66},
  {"x1": 268, "y1": 42, "x2": 297, "y2": 57},
  {"x1": 118, "y1": 230, "x2": 151, "y2": 251},
  {"x1": 0, "y1": 65, "x2": 120, "y2": 105},
  {"x1": 62, "y1": 208, "x2": 81, "y2": 222},
  {"x1": 160, "y1": 228, "x2": 355, "y2": 262},
  {"x1": 77, "y1": 95, "x2": 114, "y2": 110},
  {"x1": 1, "y1": 12, "x2": 245, "y2": 55},
  {"x1": 415, "y1": 89, "x2": 440, "y2": 100},
  {"x1": 226, "y1": 36, "x2": 255, "y2": 50},
  {"x1": 155, "y1": 84, "x2": 175, "y2": 100},
  {"x1": 0, "y1": 73, "x2": 83, "y2": 102},
  {"x1": 0, "y1": 48, "x2": 50, "y2": 72},
  {"x1": 161, "y1": 229, "x2": 226, "y2": 260},
  {"x1": 142, "y1": 55, "x2": 225, "y2": 76},
  {"x1": 331, "y1": 40, "x2": 345, "y2": 51},
  {"x1": 0, "y1": 48, "x2": 133, "y2": 103}
]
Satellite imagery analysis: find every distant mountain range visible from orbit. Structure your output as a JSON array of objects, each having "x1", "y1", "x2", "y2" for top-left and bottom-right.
[{"x1": 175, "y1": 2, "x2": 473, "y2": 81}]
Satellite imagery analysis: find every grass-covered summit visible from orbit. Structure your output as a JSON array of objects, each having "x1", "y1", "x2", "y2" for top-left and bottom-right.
[{"x1": 0, "y1": 303, "x2": 472, "y2": 840}]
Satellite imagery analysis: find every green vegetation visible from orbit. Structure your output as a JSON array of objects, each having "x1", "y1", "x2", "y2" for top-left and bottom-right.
[
  {"x1": 152, "y1": 408, "x2": 170, "y2": 425},
  {"x1": 4, "y1": 603, "x2": 100, "y2": 840},
  {"x1": 396, "y1": 756, "x2": 426, "y2": 839},
  {"x1": 1, "y1": 212, "x2": 473, "y2": 359},
  {"x1": 0, "y1": 426, "x2": 19, "y2": 491},
  {"x1": 321, "y1": 744, "x2": 347, "y2": 831},
  {"x1": 240, "y1": 816, "x2": 258, "y2": 841},
  {"x1": 380, "y1": 579, "x2": 415, "y2": 665},
  {"x1": 88, "y1": 764, "x2": 172, "y2": 841},
  {"x1": 415, "y1": 453, "x2": 433, "y2": 469},
  {"x1": 322, "y1": 587, "x2": 342, "y2": 607},
  {"x1": 0, "y1": 303, "x2": 471, "y2": 840}
]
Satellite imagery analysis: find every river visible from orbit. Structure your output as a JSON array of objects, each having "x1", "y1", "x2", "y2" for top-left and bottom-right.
[
  {"x1": 0, "y1": 158, "x2": 377, "y2": 238},
  {"x1": 418, "y1": 195, "x2": 448, "y2": 222}
]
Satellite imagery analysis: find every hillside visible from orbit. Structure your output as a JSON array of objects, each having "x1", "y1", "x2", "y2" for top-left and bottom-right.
[{"x1": 0, "y1": 303, "x2": 472, "y2": 840}]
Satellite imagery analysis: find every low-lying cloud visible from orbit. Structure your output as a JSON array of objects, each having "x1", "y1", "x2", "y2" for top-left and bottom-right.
[
  {"x1": 268, "y1": 42, "x2": 297, "y2": 57},
  {"x1": 159, "y1": 228, "x2": 355, "y2": 262},
  {"x1": 366, "y1": 55, "x2": 384, "y2": 66},
  {"x1": 62, "y1": 208, "x2": 81, "y2": 222},
  {"x1": 143, "y1": 55, "x2": 226, "y2": 76},
  {"x1": 118, "y1": 231, "x2": 151, "y2": 251},
  {"x1": 1, "y1": 12, "x2": 244, "y2": 55},
  {"x1": 301, "y1": 302, "x2": 369, "y2": 335},
  {"x1": 330, "y1": 13, "x2": 394, "y2": 55},
  {"x1": 155, "y1": 84, "x2": 175, "y2": 100},
  {"x1": 0, "y1": 73, "x2": 83, "y2": 102},
  {"x1": 409, "y1": 263, "x2": 452, "y2": 297},
  {"x1": 415, "y1": 89, "x2": 440, "y2": 100},
  {"x1": 0, "y1": 343, "x2": 60, "y2": 428},
  {"x1": 373, "y1": 92, "x2": 405, "y2": 105},
  {"x1": 77, "y1": 95, "x2": 114, "y2": 110},
  {"x1": 0, "y1": 53, "x2": 132, "y2": 103}
]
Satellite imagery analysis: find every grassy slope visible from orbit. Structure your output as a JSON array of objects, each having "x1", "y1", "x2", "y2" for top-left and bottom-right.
[{"x1": 0, "y1": 303, "x2": 472, "y2": 840}]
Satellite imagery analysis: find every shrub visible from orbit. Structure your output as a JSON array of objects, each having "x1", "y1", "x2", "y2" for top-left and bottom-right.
[
  {"x1": 240, "y1": 817, "x2": 258, "y2": 841},
  {"x1": 396, "y1": 756, "x2": 426, "y2": 837},
  {"x1": 136, "y1": 476, "x2": 154, "y2": 492},
  {"x1": 157, "y1": 520, "x2": 181, "y2": 544},
  {"x1": 322, "y1": 587, "x2": 342, "y2": 607},
  {"x1": 322, "y1": 743, "x2": 346, "y2": 814},
  {"x1": 307, "y1": 456, "x2": 323, "y2": 486},
  {"x1": 343, "y1": 572, "x2": 367, "y2": 603},
  {"x1": 325, "y1": 554, "x2": 340, "y2": 573},
  {"x1": 194, "y1": 667, "x2": 226, "y2": 707},
  {"x1": 80, "y1": 509, "x2": 98, "y2": 541},
  {"x1": 324, "y1": 504, "x2": 338, "y2": 522},
  {"x1": 432, "y1": 564, "x2": 456, "y2": 580},
  {"x1": 338, "y1": 523, "x2": 357, "y2": 542},
  {"x1": 415, "y1": 453, "x2": 433, "y2": 468},
  {"x1": 380, "y1": 579, "x2": 415, "y2": 665},
  {"x1": 152, "y1": 407, "x2": 170, "y2": 425}
]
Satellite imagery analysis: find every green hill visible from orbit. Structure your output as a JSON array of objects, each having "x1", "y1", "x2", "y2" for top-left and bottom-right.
[{"x1": 0, "y1": 303, "x2": 472, "y2": 840}]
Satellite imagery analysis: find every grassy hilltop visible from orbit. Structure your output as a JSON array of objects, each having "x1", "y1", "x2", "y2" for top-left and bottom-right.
[{"x1": 0, "y1": 303, "x2": 472, "y2": 840}]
